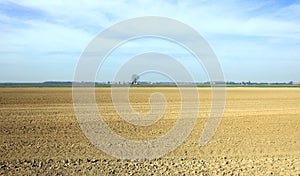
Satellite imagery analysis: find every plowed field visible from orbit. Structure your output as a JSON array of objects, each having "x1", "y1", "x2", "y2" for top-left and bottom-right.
[{"x1": 0, "y1": 88, "x2": 299, "y2": 175}]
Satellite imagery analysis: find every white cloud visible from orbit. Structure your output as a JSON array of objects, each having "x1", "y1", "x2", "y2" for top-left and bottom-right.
[{"x1": 0, "y1": 0, "x2": 299, "y2": 82}]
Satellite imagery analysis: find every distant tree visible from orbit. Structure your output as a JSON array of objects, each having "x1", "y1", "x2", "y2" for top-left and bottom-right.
[{"x1": 131, "y1": 74, "x2": 140, "y2": 85}]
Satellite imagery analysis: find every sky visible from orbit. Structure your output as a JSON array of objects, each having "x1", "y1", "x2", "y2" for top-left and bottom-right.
[{"x1": 0, "y1": 0, "x2": 299, "y2": 83}]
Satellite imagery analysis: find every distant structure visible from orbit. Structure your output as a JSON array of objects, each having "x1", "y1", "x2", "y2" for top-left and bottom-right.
[{"x1": 131, "y1": 74, "x2": 140, "y2": 85}]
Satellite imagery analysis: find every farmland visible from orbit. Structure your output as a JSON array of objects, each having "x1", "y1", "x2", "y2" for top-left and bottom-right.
[{"x1": 0, "y1": 87, "x2": 299, "y2": 175}]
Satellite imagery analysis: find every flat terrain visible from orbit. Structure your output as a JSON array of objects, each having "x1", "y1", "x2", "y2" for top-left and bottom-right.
[{"x1": 0, "y1": 87, "x2": 299, "y2": 175}]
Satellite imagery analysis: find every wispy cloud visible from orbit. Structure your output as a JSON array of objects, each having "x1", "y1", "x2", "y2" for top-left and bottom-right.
[{"x1": 0, "y1": 0, "x2": 299, "y2": 82}]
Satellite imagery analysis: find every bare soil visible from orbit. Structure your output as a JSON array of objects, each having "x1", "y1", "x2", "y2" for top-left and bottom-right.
[{"x1": 0, "y1": 88, "x2": 299, "y2": 175}]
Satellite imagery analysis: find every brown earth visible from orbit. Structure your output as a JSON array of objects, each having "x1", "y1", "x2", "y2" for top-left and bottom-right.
[{"x1": 0, "y1": 87, "x2": 299, "y2": 175}]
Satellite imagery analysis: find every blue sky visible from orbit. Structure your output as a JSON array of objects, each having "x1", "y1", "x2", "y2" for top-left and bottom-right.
[{"x1": 0, "y1": 0, "x2": 299, "y2": 83}]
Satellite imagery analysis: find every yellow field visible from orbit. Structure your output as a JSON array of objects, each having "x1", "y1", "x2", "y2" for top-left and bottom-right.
[{"x1": 0, "y1": 87, "x2": 299, "y2": 175}]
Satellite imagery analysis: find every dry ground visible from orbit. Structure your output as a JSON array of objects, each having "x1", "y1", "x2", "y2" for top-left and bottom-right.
[{"x1": 0, "y1": 87, "x2": 299, "y2": 175}]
